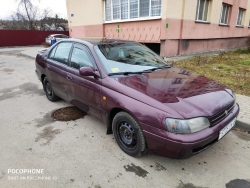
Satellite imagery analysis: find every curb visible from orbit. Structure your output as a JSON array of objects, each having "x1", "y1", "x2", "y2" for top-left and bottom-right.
[
  {"x1": 235, "y1": 119, "x2": 250, "y2": 132},
  {"x1": 18, "y1": 53, "x2": 35, "y2": 59}
]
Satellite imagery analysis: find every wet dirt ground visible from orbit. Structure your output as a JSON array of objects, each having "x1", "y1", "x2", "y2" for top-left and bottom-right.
[{"x1": 0, "y1": 53, "x2": 250, "y2": 188}]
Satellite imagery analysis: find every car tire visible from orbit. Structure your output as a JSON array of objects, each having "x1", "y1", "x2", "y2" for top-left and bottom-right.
[
  {"x1": 112, "y1": 111, "x2": 146, "y2": 157},
  {"x1": 43, "y1": 77, "x2": 60, "y2": 102}
]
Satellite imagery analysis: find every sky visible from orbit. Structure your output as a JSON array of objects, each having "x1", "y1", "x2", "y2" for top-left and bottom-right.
[{"x1": 0, "y1": 0, "x2": 68, "y2": 19}]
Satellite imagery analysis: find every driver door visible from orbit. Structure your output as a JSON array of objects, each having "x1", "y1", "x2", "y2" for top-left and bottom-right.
[{"x1": 65, "y1": 43, "x2": 102, "y2": 120}]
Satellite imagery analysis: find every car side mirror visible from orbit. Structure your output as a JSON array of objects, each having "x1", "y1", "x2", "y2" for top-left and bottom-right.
[{"x1": 79, "y1": 67, "x2": 100, "y2": 78}]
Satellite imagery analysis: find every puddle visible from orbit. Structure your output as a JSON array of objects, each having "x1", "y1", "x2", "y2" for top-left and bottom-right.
[
  {"x1": 3, "y1": 68, "x2": 15, "y2": 73},
  {"x1": 52, "y1": 106, "x2": 86, "y2": 121},
  {"x1": 124, "y1": 163, "x2": 148, "y2": 178},
  {"x1": 35, "y1": 126, "x2": 61, "y2": 145},
  {"x1": 226, "y1": 179, "x2": 250, "y2": 188},
  {"x1": 0, "y1": 83, "x2": 44, "y2": 101},
  {"x1": 33, "y1": 111, "x2": 55, "y2": 128}
]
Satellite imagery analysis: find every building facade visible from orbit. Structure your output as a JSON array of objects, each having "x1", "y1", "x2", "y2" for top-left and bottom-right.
[{"x1": 66, "y1": 0, "x2": 250, "y2": 57}]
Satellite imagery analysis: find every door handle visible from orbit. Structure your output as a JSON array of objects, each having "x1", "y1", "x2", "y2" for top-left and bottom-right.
[
  {"x1": 67, "y1": 75, "x2": 72, "y2": 81},
  {"x1": 47, "y1": 64, "x2": 50, "y2": 70}
]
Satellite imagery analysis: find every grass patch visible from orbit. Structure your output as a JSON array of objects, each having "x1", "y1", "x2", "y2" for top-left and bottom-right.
[
  {"x1": 174, "y1": 50, "x2": 250, "y2": 96},
  {"x1": 235, "y1": 60, "x2": 250, "y2": 66}
]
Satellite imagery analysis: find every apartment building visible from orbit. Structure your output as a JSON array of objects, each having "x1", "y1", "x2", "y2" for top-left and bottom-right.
[{"x1": 66, "y1": 0, "x2": 250, "y2": 56}]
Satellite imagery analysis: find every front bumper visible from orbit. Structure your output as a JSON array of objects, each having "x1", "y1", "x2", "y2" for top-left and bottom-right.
[{"x1": 141, "y1": 103, "x2": 240, "y2": 159}]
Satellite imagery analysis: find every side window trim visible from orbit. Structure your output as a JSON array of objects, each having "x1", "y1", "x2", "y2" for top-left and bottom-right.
[
  {"x1": 69, "y1": 43, "x2": 95, "y2": 70},
  {"x1": 74, "y1": 42, "x2": 102, "y2": 75},
  {"x1": 48, "y1": 45, "x2": 58, "y2": 60},
  {"x1": 50, "y1": 42, "x2": 73, "y2": 66}
]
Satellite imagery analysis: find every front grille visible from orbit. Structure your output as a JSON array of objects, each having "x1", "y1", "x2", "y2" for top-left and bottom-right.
[{"x1": 209, "y1": 102, "x2": 235, "y2": 127}]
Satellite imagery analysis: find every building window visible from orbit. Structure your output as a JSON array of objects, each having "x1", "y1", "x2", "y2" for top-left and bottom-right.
[
  {"x1": 113, "y1": 0, "x2": 121, "y2": 20},
  {"x1": 140, "y1": 0, "x2": 150, "y2": 17},
  {"x1": 179, "y1": 69, "x2": 190, "y2": 75},
  {"x1": 130, "y1": 0, "x2": 139, "y2": 18},
  {"x1": 172, "y1": 78, "x2": 183, "y2": 84},
  {"x1": 105, "y1": 0, "x2": 112, "y2": 21},
  {"x1": 237, "y1": 8, "x2": 245, "y2": 26},
  {"x1": 121, "y1": 0, "x2": 129, "y2": 19},
  {"x1": 196, "y1": 0, "x2": 210, "y2": 22},
  {"x1": 151, "y1": 0, "x2": 161, "y2": 16},
  {"x1": 105, "y1": 0, "x2": 162, "y2": 22},
  {"x1": 220, "y1": 4, "x2": 230, "y2": 25}
]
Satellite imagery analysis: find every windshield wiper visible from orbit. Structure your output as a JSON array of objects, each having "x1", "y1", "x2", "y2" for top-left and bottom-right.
[
  {"x1": 143, "y1": 65, "x2": 172, "y2": 72},
  {"x1": 108, "y1": 70, "x2": 151, "y2": 76}
]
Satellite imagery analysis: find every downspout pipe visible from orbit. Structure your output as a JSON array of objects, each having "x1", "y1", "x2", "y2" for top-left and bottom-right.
[{"x1": 178, "y1": 0, "x2": 186, "y2": 55}]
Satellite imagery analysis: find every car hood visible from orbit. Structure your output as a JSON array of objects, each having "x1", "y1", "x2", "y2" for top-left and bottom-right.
[{"x1": 115, "y1": 67, "x2": 234, "y2": 118}]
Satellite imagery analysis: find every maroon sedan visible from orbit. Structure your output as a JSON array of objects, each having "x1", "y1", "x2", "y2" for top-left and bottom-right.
[{"x1": 35, "y1": 38, "x2": 239, "y2": 159}]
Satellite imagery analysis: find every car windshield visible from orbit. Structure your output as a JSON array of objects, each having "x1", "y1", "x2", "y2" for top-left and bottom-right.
[{"x1": 94, "y1": 42, "x2": 169, "y2": 75}]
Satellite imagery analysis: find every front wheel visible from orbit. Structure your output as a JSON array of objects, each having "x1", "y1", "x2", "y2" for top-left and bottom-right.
[
  {"x1": 43, "y1": 77, "x2": 60, "y2": 102},
  {"x1": 112, "y1": 112, "x2": 146, "y2": 157}
]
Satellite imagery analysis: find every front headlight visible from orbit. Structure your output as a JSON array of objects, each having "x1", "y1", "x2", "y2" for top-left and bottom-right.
[{"x1": 165, "y1": 117, "x2": 210, "y2": 134}]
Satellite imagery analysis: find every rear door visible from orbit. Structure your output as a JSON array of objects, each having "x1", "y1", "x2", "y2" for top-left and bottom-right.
[
  {"x1": 46, "y1": 42, "x2": 73, "y2": 100},
  {"x1": 65, "y1": 43, "x2": 102, "y2": 119}
]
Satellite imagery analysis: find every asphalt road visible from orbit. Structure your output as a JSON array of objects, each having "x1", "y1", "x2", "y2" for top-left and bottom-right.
[{"x1": 0, "y1": 52, "x2": 250, "y2": 188}]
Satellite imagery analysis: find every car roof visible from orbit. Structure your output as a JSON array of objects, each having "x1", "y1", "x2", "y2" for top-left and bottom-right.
[
  {"x1": 66, "y1": 38, "x2": 134, "y2": 45},
  {"x1": 51, "y1": 34, "x2": 67, "y2": 36}
]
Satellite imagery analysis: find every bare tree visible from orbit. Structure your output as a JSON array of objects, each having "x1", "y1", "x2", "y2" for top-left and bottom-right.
[
  {"x1": 16, "y1": 0, "x2": 40, "y2": 30},
  {"x1": 1, "y1": 0, "x2": 68, "y2": 31}
]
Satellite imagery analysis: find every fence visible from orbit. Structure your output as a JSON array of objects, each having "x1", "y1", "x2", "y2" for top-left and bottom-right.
[{"x1": 0, "y1": 30, "x2": 69, "y2": 47}]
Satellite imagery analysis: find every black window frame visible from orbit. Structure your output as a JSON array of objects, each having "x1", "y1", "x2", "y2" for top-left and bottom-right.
[
  {"x1": 54, "y1": 35, "x2": 62, "y2": 38},
  {"x1": 61, "y1": 35, "x2": 69, "y2": 38},
  {"x1": 48, "y1": 45, "x2": 58, "y2": 60},
  {"x1": 68, "y1": 43, "x2": 95, "y2": 70},
  {"x1": 48, "y1": 42, "x2": 73, "y2": 66}
]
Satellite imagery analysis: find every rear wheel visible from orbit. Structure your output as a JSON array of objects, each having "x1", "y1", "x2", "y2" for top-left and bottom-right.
[
  {"x1": 112, "y1": 112, "x2": 146, "y2": 157},
  {"x1": 43, "y1": 77, "x2": 60, "y2": 102}
]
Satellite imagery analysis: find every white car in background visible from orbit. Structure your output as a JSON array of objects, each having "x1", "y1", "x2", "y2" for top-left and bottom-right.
[{"x1": 45, "y1": 34, "x2": 69, "y2": 44}]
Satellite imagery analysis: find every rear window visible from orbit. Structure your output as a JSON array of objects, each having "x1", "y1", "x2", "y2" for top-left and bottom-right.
[{"x1": 52, "y1": 42, "x2": 72, "y2": 65}]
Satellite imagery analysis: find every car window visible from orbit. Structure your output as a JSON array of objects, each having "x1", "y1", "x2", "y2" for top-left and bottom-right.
[
  {"x1": 55, "y1": 35, "x2": 62, "y2": 38},
  {"x1": 61, "y1": 35, "x2": 69, "y2": 38},
  {"x1": 53, "y1": 42, "x2": 72, "y2": 65},
  {"x1": 49, "y1": 45, "x2": 58, "y2": 59},
  {"x1": 94, "y1": 42, "x2": 168, "y2": 74},
  {"x1": 70, "y1": 46, "x2": 93, "y2": 69}
]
